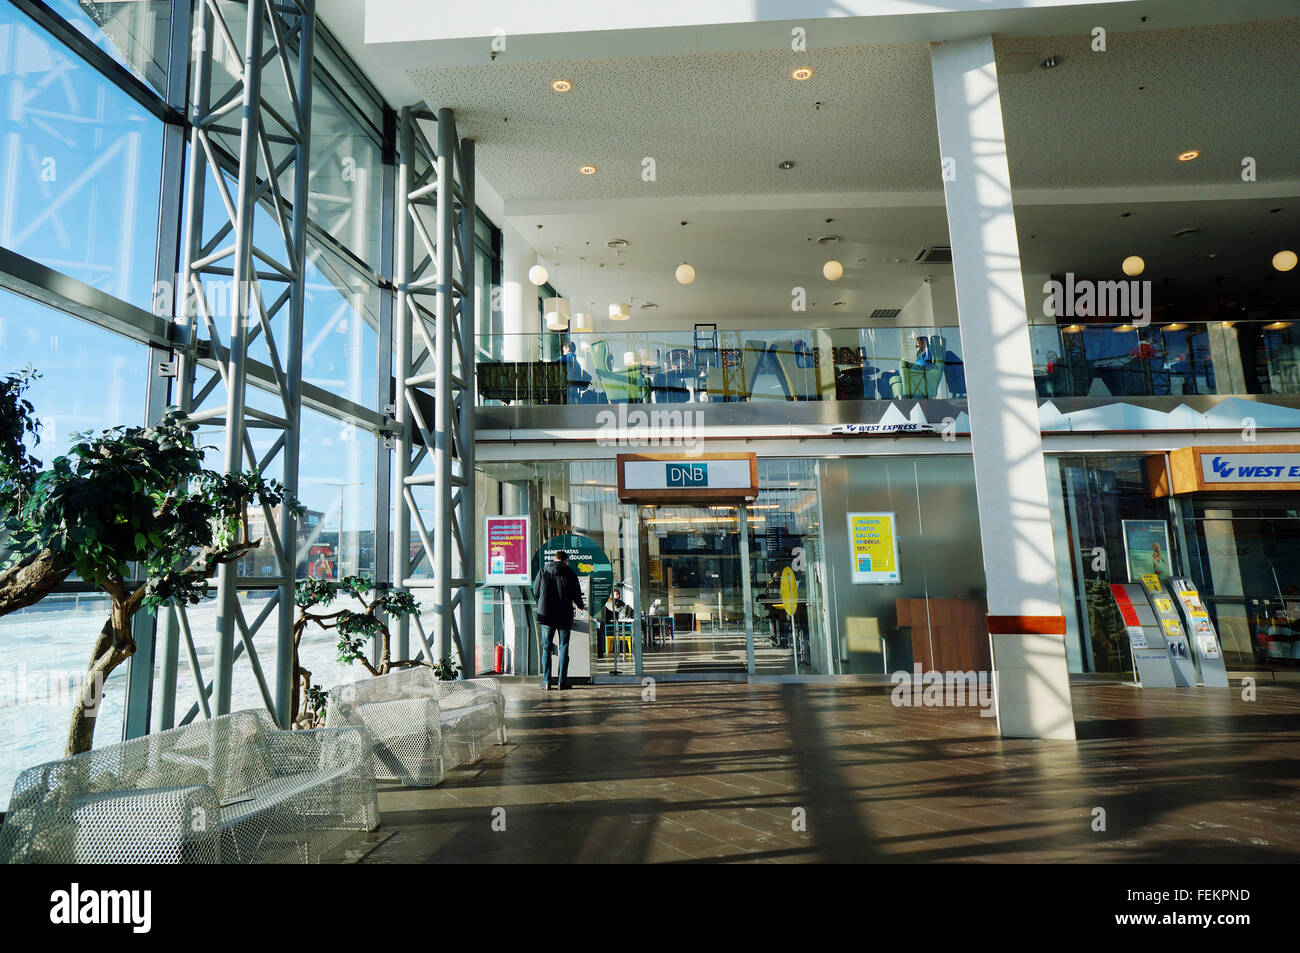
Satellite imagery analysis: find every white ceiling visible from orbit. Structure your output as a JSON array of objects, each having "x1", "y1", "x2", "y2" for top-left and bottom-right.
[
  {"x1": 405, "y1": 19, "x2": 1300, "y2": 201},
  {"x1": 314, "y1": 3, "x2": 1300, "y2": 321}
]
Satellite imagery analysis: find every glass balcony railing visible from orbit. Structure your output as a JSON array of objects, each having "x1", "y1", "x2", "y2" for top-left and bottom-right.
[
  {"x1": 473, "y1": 320, "x2": 1300, "y2": 406},
  {"x1": 1030, "y1": 319, "x2": 1300, "y2": 399},
  {"x1": 476, "y1": 326, "x2": 966, "y2": 405}
]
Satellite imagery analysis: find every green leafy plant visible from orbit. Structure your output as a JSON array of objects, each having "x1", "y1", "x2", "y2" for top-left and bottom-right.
[
  {"x1": 290, "y1": 575, "x2": 424, "y2": 727},
  {"x1": 0, "y1": 384, "x2": 300, "y2": 755},
  {"x1": 432, "y1": 656, "x2": 461, "y2": 681},
  {"x1": 0, "y1": 368, "x2": 75, "y2": 615}
]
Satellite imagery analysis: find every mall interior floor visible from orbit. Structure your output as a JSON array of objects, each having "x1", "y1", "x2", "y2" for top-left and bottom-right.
[{"x1": 335, "y1": 679, "x2": 1300, "y2": 863}]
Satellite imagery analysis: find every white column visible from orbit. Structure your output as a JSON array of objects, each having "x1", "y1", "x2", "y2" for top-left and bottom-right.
[
  {"x1": 930, "y1": 35, "x2": 1076, "y2": 741},
  {"x1": 501, "y1": 223, "x2": 537, "y2": 362}
]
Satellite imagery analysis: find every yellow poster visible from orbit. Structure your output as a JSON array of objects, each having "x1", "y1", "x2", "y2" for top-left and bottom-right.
[{"x1": 847, "y1": 512, "x2": 900, "y2": 584}]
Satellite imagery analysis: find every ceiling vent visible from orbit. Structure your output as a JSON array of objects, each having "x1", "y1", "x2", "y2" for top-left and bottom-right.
[
  {"x1": 870, "y1": 308, "x2": 902, "y2": 319},
  {"x1": 913, "y1": 245, "x2": 952, "y2": 264}
]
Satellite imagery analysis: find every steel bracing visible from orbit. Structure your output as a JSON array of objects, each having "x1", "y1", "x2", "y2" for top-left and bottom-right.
[
  {"x1": 164, "y1": 0, "x2": 317, "y2": 728},
  {"x1": 393, "y1": 107, "x2": 477, "y2": 676}
]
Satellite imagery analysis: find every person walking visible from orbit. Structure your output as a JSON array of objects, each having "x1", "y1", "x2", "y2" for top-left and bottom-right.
[{"x1": 533, "y1": 549, "x2": 586, "y2": 690}]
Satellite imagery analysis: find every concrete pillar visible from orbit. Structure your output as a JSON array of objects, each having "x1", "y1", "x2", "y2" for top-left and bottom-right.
[
  {"x1": 930, "y1": 35, "x2": 1076, "y2": 740},
  {"x1": 501, "y1": 223, "x2": 537, "y2": 362}
]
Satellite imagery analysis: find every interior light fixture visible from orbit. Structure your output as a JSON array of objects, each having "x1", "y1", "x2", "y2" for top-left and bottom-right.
[
  {"x1": 1122, "y1": 255, "x2": 1145, "y2": 276},
  {"x1": 1264, "y1": 320, "x2": 1293, "y2": 331},
  {"x1": 823, "y1": 259, "x2": 844, "y2": 281},
  {"x1": 791, "y1": 67, "x2": 813, "y2": 81},
  {"x1": 675, "y1": 221, "x2": 695, "y2": 284},
  {"x1": 544, "y1": 297, "x2": 570, "y2": 331},
  {"x1": 528, "y1": 224, "x2": 548, "y2": 285},
  {"x1": 1177, "y1": 150, "x2": 1200, "y2": 162},
  {"x1": 777, "y1": 160, "x2": 796, "y2": 170},
  {"x1": 1061, "y1": 324, "x2": 1085, "y2": 334},
  {"x1": 551, "y1": 79, "x2": 573, "y2": 92},
  {"x1": 1163, "y1": 322, "x2": 1188, "y2": 332},
  {"x1": 1273, "y1": 249, "x2": 1297, "y2": 272},
  {"x1": 1113, "y1": 323, "x2": 1137, "y2": 333},
  {"x1": 609, "y1": 301, "x2": 630, "y2": 321},
  {"x1": 580, "y1": 164, "x2": 597, "y2": 175}
]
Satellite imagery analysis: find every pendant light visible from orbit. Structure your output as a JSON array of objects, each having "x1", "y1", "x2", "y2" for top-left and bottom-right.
[
  {"x1": 528, "y1": 224, "x2": 549, "y2": 286},
  {"x1": 609, "y1": 301, "x2": 630, "y2": 321},
  {"x1": 823, "y1": 259, "x2": 844, "y2": 281},
  {"x1": 1270, "y1": 208, "x2": 1297, "y2": 272},
  {"x1": 544, "y1": 297, "x2": 570, "y2": 331},
  {"x1": 675, "y1": 221, "x2": 696, "y2": 284},
  {"x1": 1120, "y1": 211, "x2": 1144, "y2": 277}
]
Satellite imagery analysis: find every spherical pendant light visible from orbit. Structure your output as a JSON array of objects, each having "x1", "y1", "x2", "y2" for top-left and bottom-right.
[
  {"x1": 676, "y1": 263, "x2": 696, "y2": 285},
  {"x1": 1273, "y1": 249, "x2": 1298, "y2": 272},
  {"x1": 528, "y1": 264, "x2": 549, "y2": 286},
  {"x1": 823, "y1": 259, "x2": 844, "y2": 281},
  {"x1": 1122, "y1": 255, "x2": 1145, "y2": 277}
]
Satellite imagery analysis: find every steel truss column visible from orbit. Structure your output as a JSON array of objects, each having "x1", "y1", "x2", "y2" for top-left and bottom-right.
[
  {"x1": 393, "y1": 107, "x2": 477, "y2": 676},
  {"x1": 123, "y1": 0, "x2": 193, "y2": 740},
  {"x1": 175, "y1": 0, "x2": 316, "y2": 725}
]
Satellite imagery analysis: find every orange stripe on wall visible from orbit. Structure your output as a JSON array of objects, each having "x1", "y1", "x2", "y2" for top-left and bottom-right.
[{"x1": 987, "y1": 615, "x2": 1067, "y2": 635}]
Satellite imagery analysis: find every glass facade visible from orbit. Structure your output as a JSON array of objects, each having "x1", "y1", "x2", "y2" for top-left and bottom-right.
[{"x1": 0, "y1": 0, "x2": 500, "y2": 810}]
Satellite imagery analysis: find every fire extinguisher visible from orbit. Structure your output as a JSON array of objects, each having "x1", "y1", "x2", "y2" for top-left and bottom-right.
[{"x1": 494, "y1": 644, "x2": 505, "y2": 674}]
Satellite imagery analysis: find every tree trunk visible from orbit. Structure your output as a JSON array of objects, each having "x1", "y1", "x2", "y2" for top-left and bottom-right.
[
  {"x1": 65, "y1": 602, "x2": 135, "y2": 756},
  {"x1": 0, "y1": 548, "x2": 72, "y2": 618}
]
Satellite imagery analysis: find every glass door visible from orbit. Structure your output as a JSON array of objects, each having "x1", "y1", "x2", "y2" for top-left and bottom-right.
[{"x1": 635, "y1": 503, "x2": 752, "y2": 676}]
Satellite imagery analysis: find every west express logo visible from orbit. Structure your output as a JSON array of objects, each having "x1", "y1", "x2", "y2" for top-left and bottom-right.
[{"x1": 1210, "y1": 456, "x2": 1234, "y2": 478}]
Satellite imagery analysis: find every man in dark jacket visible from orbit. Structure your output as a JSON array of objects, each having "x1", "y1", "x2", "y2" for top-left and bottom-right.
[{"x1": 533, "y1": 550, "x2": 586, "y2": 690}]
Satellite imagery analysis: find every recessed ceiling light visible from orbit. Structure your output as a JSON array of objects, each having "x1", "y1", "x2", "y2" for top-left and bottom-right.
[
  {"x1": 1172, "y1": 227, "x2": 1201, "y2": 239},
  {"x1": 580, "y1": 164, "x2": 597, "y2": 175},
  {"x1": 777, "y1": 160, "x2": 795, "y2": 170},
  {"x1": 641, "y1": 302, "x2": 659, "y2": 310},
  {"x1": 1177, "y1": 150, "x2": 1200, "y2": 162},
  {"x1": 1040, "y1": 55, "x2": 1061, "y2": 69},
  {"x1": 792, "y1": 67, "x2": 813, "y2": 81},
  {"x1": 551, "y1": 79, "x2": 573, "y2": 92},
  {"x1": 607, "y1": 239, "x2": 628, "y2": 249},
  {"x1": 817, "y1": 235, "x2": 840, "y2": 245}
]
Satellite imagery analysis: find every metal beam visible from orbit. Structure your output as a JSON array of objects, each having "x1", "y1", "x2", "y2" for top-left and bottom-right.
[{"x1": 393, "y1": 106, "x2": 477, "y2": 675}]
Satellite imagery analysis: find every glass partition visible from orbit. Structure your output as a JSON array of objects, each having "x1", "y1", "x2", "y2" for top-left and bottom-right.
[{"x1": 477, "y1": 325, "x2": 966, "y2": 405}]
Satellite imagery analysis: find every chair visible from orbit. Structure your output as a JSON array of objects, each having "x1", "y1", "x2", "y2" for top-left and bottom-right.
[
  {"x1": 0, "y1": 710, "x2": 377, "y2": 864},
  {"x1": 590, "y1": 340, "x2": 648, "y2": 403}
]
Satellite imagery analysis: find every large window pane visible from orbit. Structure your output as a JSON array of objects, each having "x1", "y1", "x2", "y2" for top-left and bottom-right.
[
  {"x1": 0, "y1": 3, "x2": 164, "y2": 309},
  {"x1": 47, "y1": 0, "x2": 173, "y2": 96}
]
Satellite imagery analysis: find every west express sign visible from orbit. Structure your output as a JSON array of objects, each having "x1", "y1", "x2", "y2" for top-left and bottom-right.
[{"x1": 1149, "y1": 446, "x2": 1300, "y2": 496}]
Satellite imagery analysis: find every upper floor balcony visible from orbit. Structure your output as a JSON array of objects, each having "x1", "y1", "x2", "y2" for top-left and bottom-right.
[{"x1": 474, "y1": 320, "x2": 1300, "y2": 431}]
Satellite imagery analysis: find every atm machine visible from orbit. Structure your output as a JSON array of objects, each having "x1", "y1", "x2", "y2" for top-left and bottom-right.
[
  {"x1": 1110, "y1": 583, "x2": 1177, "y2": 687},
  {"x1": 1167, "y1": 576, "x2": 1230, "y2": 687},
  {"x1": 1137, "y1": 575, "x2": 1197, "y2": 687}
]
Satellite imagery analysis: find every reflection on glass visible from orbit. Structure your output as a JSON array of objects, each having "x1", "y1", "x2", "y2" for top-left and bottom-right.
[
  {"x1": 0, "y1": 4, "x2": 163, "y2": 309},
  {"x1": 49, "y1": 1, "x2": 172, "y2": 95},
  {"x1": 0, "y1": 290, "x2": 148, "y2": 455},
  {"x1": 0, "y1": 594, "x2": 127, "y2": 812}
]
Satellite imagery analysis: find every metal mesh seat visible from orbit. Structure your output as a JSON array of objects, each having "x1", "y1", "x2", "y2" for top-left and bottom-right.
[
  {"x1": 0, "y1": 710, "x2": 378, "y2": 864},
  {"x1": 326, "y1": 671, "x2": 506, "y2": 785},
  {"x1": 431, "y1": 678, "x2": 507, "y2": 770}
]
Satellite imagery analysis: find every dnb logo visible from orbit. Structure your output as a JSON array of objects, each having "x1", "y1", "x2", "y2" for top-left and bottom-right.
[
  {"x1": 666, "y1": 462, "x2": 708, "y2": 487},
  {"x1": 1210, "y1": 456, "x2": 1234, "y2": 479}
]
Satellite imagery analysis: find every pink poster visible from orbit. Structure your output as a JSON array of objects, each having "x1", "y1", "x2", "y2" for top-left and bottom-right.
[{"x1": 485, "y1": 515, "x2": 530, "y2": 585}]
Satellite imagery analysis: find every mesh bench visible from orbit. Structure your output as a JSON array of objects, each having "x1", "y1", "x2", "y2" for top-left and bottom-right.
[
  {"x1": 0, "y1": 710, "x2": 378, "y2": 864},
  {"x1": 326, "y1": 670, "x2": 507, "y2": 787}
]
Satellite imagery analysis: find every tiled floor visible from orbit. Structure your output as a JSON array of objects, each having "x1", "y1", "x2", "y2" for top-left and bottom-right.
[{"x1": 343, "y1": 678, "x2": 1300, "y2": 863}]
